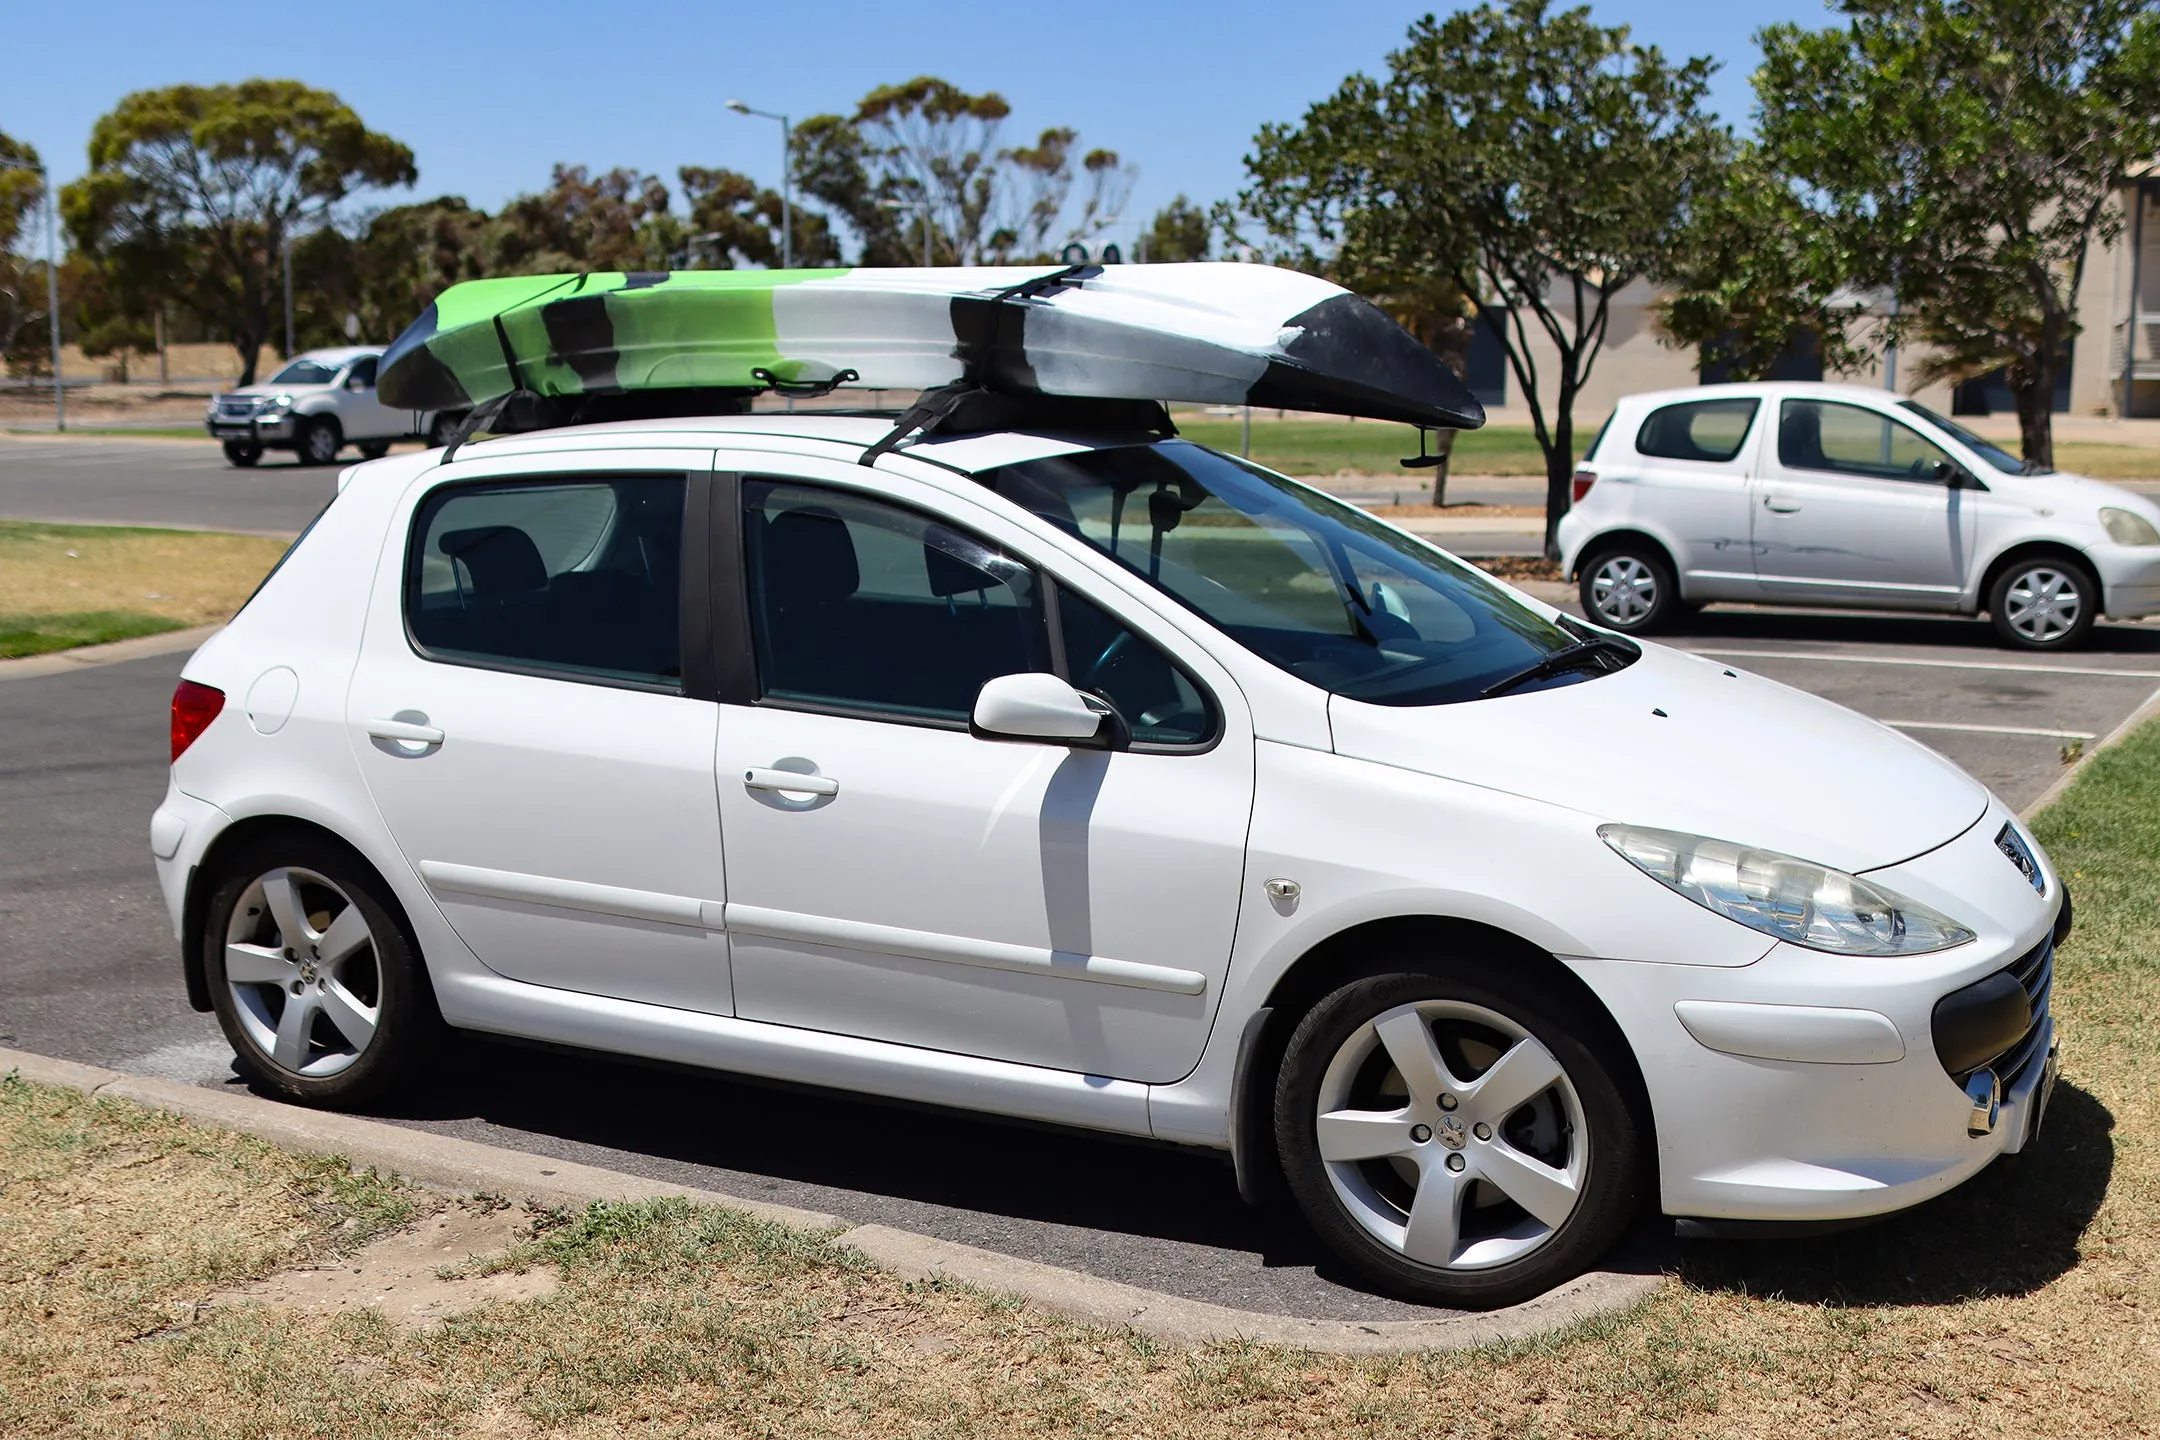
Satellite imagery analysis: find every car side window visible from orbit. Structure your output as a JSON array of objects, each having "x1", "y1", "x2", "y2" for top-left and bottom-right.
[
  {"x1": 347, "y1": 356, "x2": 378, "y2": 388},
  {"x1": 1634, "y1": 398, "x2": 1758, "y2": 464},
  {"x1": 1778, "y1": 400, "x2": 1952, "y2": 483},
  {"x1": 1054, "y1": 584, "x2": 1217, "y2": 748},
  {"x1": 406, "y1": 474, "x2": 685, "y2": 689},
  {"x1": 743, "y1": 480, "x2": 1051, "y2": 726}
]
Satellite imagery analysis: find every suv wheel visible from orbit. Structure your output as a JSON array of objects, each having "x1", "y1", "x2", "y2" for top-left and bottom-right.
[
  {"x1": 297, "y1": 416, "x2": 342, "y2": 466},
  {"x1": 221, "y1": 440, "x2": 262, "y2": 468},
  {"x1": 357, "y1": 440, "x2": 391, "y2": 460},
  {"x1": 1579, "y1": 545, "x2": 1679, "y2": 634},
  {"x1": 202, "y1": 833, "x2": 441, "y2": 1108},
  {"x1": 1275, "y1": 960, "x2": 1643, "y2": 1309},
  {"x1": 1989, "y1": 557, "x2": 2098, "y2": 651}
]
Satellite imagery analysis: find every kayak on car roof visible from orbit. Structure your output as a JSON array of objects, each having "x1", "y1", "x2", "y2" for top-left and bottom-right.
[{"x1": 374, "y1": 262, "x2": 1486, "y2": 433}]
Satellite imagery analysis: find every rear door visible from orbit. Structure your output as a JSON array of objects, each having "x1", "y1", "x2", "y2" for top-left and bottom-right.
[
  {"x1": 345, "y1": 448, "x2": 734, "y2": 1014},
  {"x1": 1624, "y1": 396, "x2": 1762, "y2": 598},
  {"x1": 1751, "y1": 398, "x2": 1977, "y2": 607}
]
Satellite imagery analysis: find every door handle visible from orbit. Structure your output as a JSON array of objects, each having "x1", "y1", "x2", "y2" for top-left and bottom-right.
[
  {"x1": 367, "y1": 717, "x2": 446, "y2": 746},
  {"x1": 1763, "y1": 496, "x2": 1802, "y2": 513},
  {"x1": 744, "y1": 767, "x2": 839, "y2": 797}
]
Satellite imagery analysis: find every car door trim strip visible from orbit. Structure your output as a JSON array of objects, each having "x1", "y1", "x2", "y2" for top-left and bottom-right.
[
  {"x1": 722, "y1": 903, "x2": 1208, "y2": 995},
  {"x1": 419, "y1": 861, "x2": 724, "y2": 931}
]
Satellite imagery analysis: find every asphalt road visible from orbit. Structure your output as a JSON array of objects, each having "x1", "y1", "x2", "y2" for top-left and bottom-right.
[{"x1": 0, "y1": 435, "x2": 352, "y2": 535}]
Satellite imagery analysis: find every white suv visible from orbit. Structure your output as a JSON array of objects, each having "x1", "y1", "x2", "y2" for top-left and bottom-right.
[
  {"x1": 206, "y1": 346, "x2": 458, "y2": 469},
  {"x1": 152, "y1": 413, "x2": 2063, "y2": 1307},
  {"x1": 1558, "y1": 381, "x2": 2160, "y2": 649}
]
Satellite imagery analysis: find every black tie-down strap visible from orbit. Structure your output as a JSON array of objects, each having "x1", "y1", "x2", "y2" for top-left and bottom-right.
[
  {"x1": 858, "y1": 382, "x2": 980, "y2": 467},
  {"x1": 440, "y1": 388, "x2": 544, "y2": 464}
]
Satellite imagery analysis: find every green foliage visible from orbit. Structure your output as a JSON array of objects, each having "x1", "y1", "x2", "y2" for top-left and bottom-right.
[
  {"x1": 0, "y1": 129, "x2": 41, "y2": 254},
  {"x1": 62, "y1": 79, "x2": 416, "y2": 384},
  {"x1": 1239, "y1": 0, "x2": 1727, "y2": 552},
  {"x1": 0, "y1": 130, "x2": 49, "y2": 373},
  {"x1": 1143, "y1": 195, "x2": 1212, "y2": 262},
  {"x1": 678, "y1": 166, "x2": 837, "y2": 270}
]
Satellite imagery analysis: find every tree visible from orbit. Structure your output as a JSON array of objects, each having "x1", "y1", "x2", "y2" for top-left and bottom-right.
[
  {"x1": 1143, "y1": 196, "x2": 1212, "y2": 262},
  {"x1": 678, "y1": 166, "x2": 838, "y2": 268},
  {"x1": 792, "y1": 77, "x2": 1136, "y2": 265},
  {"x1": 491, "y1": 164, "x2": 674, "y2": 274},
  {"x1": 1240, "y1": 1, "x2": 1727, "y2": 554},
  {"x1": 1741, "y1": 0, "x2": 2160, "y2": 467},
  {"x1": 0, "y1": 130, "x2": 48, "y2": 373},
  {"x1": 63, "y1": 80, "x2": 416, "y2": 383}
]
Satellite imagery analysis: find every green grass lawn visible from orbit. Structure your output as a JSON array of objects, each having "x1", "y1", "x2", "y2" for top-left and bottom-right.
[
  {"x1": 1176, "y1": 417, "x2": 1552, "y2": 477},
  {"x1": 0, "y1": 519, "x2": 288, "y2": 658}
]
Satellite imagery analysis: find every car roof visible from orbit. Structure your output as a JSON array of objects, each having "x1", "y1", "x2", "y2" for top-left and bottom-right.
[
  {"x1": 1618, "y1": 380, "x2": 1914, "y2": 410},
  {"x1": 284, "y1": 346, "x2": 381, "y2": 366}
]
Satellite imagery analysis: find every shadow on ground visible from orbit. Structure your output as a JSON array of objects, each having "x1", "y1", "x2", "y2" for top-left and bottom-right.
[{"x1": 1675, "y1": 1080, "x2": 2113, "y2": 1306}]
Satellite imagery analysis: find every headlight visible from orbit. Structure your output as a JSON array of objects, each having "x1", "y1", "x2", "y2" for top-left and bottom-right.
[
  {"x1": 264, "y1": 394, "x2": 294, "y2": 410},
  {"x1": 1599, "y1": 824, "x2": 1975, "y2": 956},
  {"x1": 2100, "y1": 507, "x2": 2160, "y2": 547}
]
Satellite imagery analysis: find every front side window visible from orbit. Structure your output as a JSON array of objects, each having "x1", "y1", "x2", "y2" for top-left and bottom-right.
[
  {"x1": 1635, "y1": 398, "x2": 1758, "y2": 464},
  {"x1": 345, "y1": 356, "x2": 379, "y2": 388},
  {"x1": 407, "y1": 474, "x2": 685, "y2": 688},
  {"x1": 1055, "y1": 585, "x2": 1214, "y2": 747},
  {"x1": 744, "y1": 480, "x2": 1048, "y2": 725},
  {"x1": 1779, "y1": 400, "x2": 1952, "y2": 483},
  {"x1": 270, "y1": 358, "x2": 339, "y2": 386},
  {"x1": 1897, "y1": 400, "x2": 2034, "y2": 475},
  {"x1": 980, "y1": 441, "x2": 1614, "y2": 707}
]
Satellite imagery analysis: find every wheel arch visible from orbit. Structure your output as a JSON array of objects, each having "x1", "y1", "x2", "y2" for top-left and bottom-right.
[
  {"x1": 1230, "y1": 912, "x2": 1657, "y2": 1205},
  {"x1": 1568, "y1": 528, "x2": 1681, "y2": 590},
  {"x1": 1976, "y1": 539, "x2": 2100, "y2": 614},
  {"x1": 181, "y1": 813, "x2": 424, "y2": 1014}
]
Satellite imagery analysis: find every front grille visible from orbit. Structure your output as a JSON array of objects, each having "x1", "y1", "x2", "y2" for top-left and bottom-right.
[
  {"x1": 1993, "y1": 930, "x2": 2055, "y2": 1088},
  {"x1": 215, "y1": 399, "x2": 258, "y2": 418}
]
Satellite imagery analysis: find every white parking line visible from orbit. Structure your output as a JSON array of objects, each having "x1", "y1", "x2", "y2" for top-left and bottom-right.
[
  {"x1": 1884, "y1": 720, "x2": 2096, "y2": 740},
  {"x1": 1686, "y1": 647, "x2": 2160, "y2": 680}
]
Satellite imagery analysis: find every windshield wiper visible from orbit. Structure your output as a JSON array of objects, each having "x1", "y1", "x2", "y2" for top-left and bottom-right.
[{"x1": 1481, "y1": 636, "x2": 1637, "y2": 699}]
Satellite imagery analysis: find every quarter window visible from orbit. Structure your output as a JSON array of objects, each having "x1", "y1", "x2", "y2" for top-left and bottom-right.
[
  {"x1": 1054, "y1": 585, "x2": 1215, "y2": 748},
  {"x1": 1778, "y1": 400, "x2": 1952, "y2": 482},
  {"x1": 1634, "y1": 398, "x2": 1759, "y2": 464},
  {"x1": 406, "y1": 474, "x2": 686, "y2": 688}
]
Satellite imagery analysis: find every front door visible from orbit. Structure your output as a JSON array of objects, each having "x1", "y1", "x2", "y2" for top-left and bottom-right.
[
  {"x1": 712, "y1": 467, "x2": 1254, "y2": 1084},
  {"x1": 338, "y1": 356, "x2": 403, "y2": 440},
  {"x1": 1751, "y1": 397, "x2": 1977, "y2": 607},
  {"x1": 346, "y1": 450, "x2": 735, "y2": 1014}
]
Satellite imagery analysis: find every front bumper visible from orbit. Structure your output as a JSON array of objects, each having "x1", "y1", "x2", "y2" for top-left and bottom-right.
[
  {"x1": 2092, "y1": 544, "x2": 2160, "y2": 618},
  {"x1": 206, "y1": 414, "x2": 295, "y2": 442},
  {"x1": 1568, "y1": 801, "x2": 2065, "y2": 1223}
]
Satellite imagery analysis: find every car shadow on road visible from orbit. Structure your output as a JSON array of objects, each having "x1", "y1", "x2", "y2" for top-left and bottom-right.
[
  {"x1": 1668, "y1": 607, "x2": 2160, "y2": 655},
  {"x1": 1672, "y1": 1080, "x2": 2113, "y2": 1306}
]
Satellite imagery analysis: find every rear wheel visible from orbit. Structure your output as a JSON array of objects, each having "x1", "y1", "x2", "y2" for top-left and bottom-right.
[
  {"x1": 222, "y1": 440, "x2": 262, "y2": 468},
  {"x1": 357, "y1": 440, "x2": 391, "y2": 460},
  {"x1": 297, "y1": 416, "x2": 342, "y2": 466},
  {"x1": 203, "y1": 833, "x2": 441, "y2": 1107},
  {"x1": 1275, "y1": 959, "x2": 1643, "y2": 1309},
  {"x1": 1579, "y1": 544, "x2": 1679, "y2": 635},
  {"x1": 1989, "y1": 556, "x2": 2098, "y2": 651}
]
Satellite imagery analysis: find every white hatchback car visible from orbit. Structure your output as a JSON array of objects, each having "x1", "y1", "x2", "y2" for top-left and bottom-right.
[
  {"x1": 1558, "y1": 381, "x2": 2160, "y2": 649},
  {"x1": 154, "y1": 413, "x2": 2064, "y2": 1308}
]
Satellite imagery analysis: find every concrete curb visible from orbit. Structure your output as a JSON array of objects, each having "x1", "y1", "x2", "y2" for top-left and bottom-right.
[
  {"x1": 0, "y1": 624, "x2": 220, "y2": 682},
  {"x1": 2021, "y1": 675, "x2": 2160, "y2": 821},
  {"x1": 0, "y1": 1044, "x2": 1662, "y2": 1352}
]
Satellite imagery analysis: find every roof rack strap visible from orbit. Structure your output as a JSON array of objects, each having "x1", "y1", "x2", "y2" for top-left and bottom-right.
[{"x1": 858, "y1": 382, "x2": 978, "y2": 468}]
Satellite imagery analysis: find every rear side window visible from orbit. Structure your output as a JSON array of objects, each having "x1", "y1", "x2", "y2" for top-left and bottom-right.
[
  {"x1": 1634, "y1": 399, "x2": 1759, "y2": 464},
  {"x1": 406, "y1": 474, "x2": 686, "y2": 689}
]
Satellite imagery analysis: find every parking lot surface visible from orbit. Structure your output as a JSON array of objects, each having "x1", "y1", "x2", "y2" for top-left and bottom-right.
[{"x1": 0, "y1": 435, "x2": 342, "y2": 535}]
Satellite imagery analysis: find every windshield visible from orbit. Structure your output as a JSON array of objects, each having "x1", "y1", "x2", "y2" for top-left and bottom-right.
[
  {"x1": 269, "y1": 358, "x2": 340, "y2": 386},
  {"x1": 979, "y1": 440, "x2": 1629, "y2": 707},
  {"x1": 1898, "y1": 400, "x2": 2047, "y2": 475}
]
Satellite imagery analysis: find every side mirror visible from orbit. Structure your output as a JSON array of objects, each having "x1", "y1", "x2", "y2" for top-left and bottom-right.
[
  {"x1": 971, "y1": 673, "x2": 1123, "y2": 748},
  {"x1": 1934, "y1": 461, "x2": 1977, "y2": 489},
  {"x1": 346, "y1": 376, "x2": 371, "y2": 392}
]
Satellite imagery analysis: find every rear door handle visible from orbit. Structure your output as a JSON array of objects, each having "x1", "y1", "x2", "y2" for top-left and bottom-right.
[
  {"x1": 367, "y1": 718, "x2": 446, "y2": 746},
  {"x1": 744, "y1": 767, "x2": 839, "y2": 797},
  {"x1": 1763, "y1": 496, "x2": 1802, "y2": 513}
]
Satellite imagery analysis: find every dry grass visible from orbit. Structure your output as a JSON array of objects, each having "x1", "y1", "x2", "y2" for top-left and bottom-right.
[
  {"x1": 0, "y1": 520, "x2": 288, "y2": 657},
  {"x1": 5, "y1": 726, "x2": 2160, "y2": 1436},
  {"x1": 1361, "y1": 503, "x2": 1546, "y2": 519}
]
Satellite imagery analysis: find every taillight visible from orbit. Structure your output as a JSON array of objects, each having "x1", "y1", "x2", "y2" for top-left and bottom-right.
[
  {"x1": 1571, "y1": 469, "x2": 1598, "y2": 503},
  {"x1": 171, "y1": 680, "x2": 225, "y2": 762}
]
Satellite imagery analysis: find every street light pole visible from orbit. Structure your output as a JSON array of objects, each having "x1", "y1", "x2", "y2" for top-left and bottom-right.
[
  {"x1": 726, "y1": 100, "x2": 793, "y2": 270},
  {"x1": 282, "y1": 236, "x2": 295, "y2": 359},
  {"x1": 43, "y1": 165, "x2": 61, "y2": 432}
]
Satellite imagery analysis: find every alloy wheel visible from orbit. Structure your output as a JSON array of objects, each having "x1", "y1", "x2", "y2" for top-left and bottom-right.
[
  {"x1": 301, "y1": 420, "x2": 339, "y2": 465},
  {"x1": 1314, "y1": 999, "x2": 1586, "y2": 1272},
  {"x1": 1589, "y1": 556, "x2": 1657, "y2": 626},
  {"x1": 2003, "y1": 566, "x2": 2083, "y2": 645},
  {"x1": 223, "y1": 866, "x2": 382, "y2": 1078}
]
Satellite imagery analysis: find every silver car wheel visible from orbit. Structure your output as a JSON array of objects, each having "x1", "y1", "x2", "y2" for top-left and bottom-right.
[
  {"x1": 2003, "y1": 566, "x2": 2083, "y2": 645},
  {"x1": 1589, "y1": 555, "x2": 1657, "y2": 625},
  {"x1": 223, "y1": 866, "x2": 382, "y2": 1078},
  {"x1": 1314, "y1": 999, "x2": 1587, "y2": 1272}
]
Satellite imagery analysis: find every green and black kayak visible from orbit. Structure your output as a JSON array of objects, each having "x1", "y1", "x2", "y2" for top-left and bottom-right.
[{"x1": 376, "y1": 263, "x2": 1484, "y2": 431}]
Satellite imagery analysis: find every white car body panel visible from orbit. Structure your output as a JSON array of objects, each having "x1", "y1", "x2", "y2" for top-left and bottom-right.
[
  {"x1": 156, "y1": 414, "x2": 2065, "y2": 1229},
  {"x1": 207, "y1": 345, "x2": 445, "y2": 451}
]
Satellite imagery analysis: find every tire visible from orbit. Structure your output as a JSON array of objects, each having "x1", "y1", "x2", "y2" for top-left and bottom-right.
[
  {"x1": 202, "y1": 832, "x2": 443, "y2": 1108},
  {"x1": 1988, "y1": 555, "x2": 2098, "y2": 651},
  {"x1": 296, "y1": 415, "x2": 342, "y2": 466},
  {"x1": 222, "y1": 440, "x2": 262, "y2": 468},
  {"x1": 1578, "y1": 544, "x2": 1680, "y2": 635},
  {"x1": 357, "y1": 440, "x2": 391, "y2": 460},
  {"x1": 1274, "y1": 958, "x2": 1644, "y2": 1309}
]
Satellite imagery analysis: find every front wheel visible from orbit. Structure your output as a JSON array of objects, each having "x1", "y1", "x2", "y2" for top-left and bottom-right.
[
  {"x1": 1578, "y1": 545, "x2": 1680, "y2": 634},
  {"x1": 1989, "y1": 557, "x2": 2098, "y2": 650},
  {"x1": 1274, "y1": 961, "x2": 1644, "y2": 1309},
  {"x1": 357, "y1": 440, "x2": 391, "y2": 460},
  {"x1": 222, "y1": 440, "x2": 262, "y2": 468},
  {"x1": 203, "y1": 833, "x2": 442, "y2": 1108},
  {"x1": 296, "y1": 416, "x2": 342, "y2": 466}
]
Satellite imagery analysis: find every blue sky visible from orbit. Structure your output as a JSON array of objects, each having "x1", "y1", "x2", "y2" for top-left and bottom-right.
[{"x1": 11, "y1": 0, "x2": 1832, "y2": 254}]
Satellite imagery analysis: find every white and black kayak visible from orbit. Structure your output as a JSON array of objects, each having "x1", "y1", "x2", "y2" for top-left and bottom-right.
[{"x1": 376, "y1": 263, "x2": 1484, "y2": 431}]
